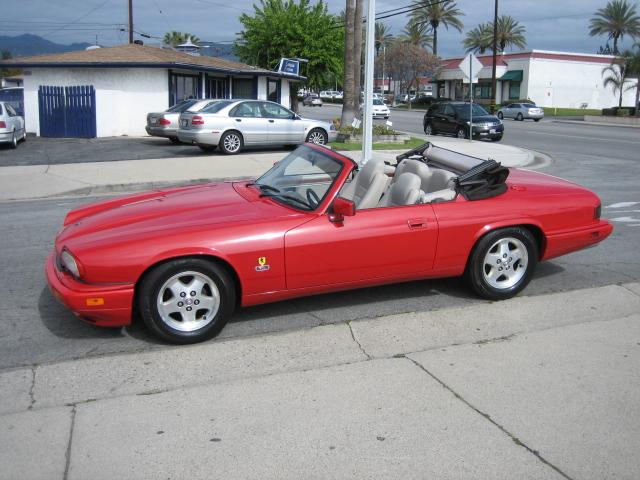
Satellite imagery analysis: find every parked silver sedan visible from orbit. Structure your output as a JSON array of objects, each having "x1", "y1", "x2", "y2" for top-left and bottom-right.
[
  {"x1": 497, "y1": 103, "x2": 544, "y2": 122},
  {"x1": 177, "y1": 99, "x2": 338, "y2": 154},
  {"x1": 146, "y1": 99, "x2": 217, "y2": 143},
  {"x1": 0, "y1": 101, "x2": 26, "y2": 149}
]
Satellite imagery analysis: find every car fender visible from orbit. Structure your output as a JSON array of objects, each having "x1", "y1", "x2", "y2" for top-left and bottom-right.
[{"x1": 470, "y1": 218, "x2": 546, "y2": 255}]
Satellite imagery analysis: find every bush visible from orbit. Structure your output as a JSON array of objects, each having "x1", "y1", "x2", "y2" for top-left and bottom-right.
[
  {"x1": 602, "y1": 106, "x2": 637, "y2": 116},
  {"x1": 339, "y1": 124, "x2": 399, "y2": 136},
  {"x1": 617, "y1": 108, "x2": 630, "y2": 117}
]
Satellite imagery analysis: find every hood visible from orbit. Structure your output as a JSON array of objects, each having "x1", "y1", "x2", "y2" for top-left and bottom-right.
[
  {"x1": 461, "y1": 115, "x2": 500, "y2": 123},
  {"x1": 57, "y1": 182, "x2": 303, "y2": 248}
]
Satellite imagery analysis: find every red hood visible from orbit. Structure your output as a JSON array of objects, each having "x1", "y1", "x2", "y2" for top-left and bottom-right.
[{"x1": 57, "y1": 181, "x2": 304, "y2": 249}]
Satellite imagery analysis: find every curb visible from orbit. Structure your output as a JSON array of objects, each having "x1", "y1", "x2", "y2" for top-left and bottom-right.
[{"x1": 551, "y1": 119, "x2": 640, "y2": 129}]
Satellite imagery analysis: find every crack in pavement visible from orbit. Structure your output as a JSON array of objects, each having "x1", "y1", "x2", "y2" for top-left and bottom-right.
[
  {"x1": 63, "y1": 405, "x2": 77, "y2": 480},
  {"x1": 405, "y1": 356, "x2": 575, "y2": 480},
  {"x1": 346, "y1": 321, "x2": 371, "y2": 360},
  {"x1": 27, "y1": 366, "x2": 36, "y2": 410}
]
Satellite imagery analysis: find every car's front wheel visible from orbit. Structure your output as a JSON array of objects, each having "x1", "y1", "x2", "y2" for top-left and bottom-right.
[
  {"x1": 306, "y1": 128, "x2": 328, "y2": 145},
  {"x1": 465, "y1": 227, "x2": 537, "y2": 300},
  {"x1": 219, "y1": 131, "x2": 243, "y2": 154},
  {"x1": 456, "y1": 127, "x2": 467, "y2": 139},
  {"x1": 138, "y1": 258, "x2": 236, "y2": 344},
  {"x1": 424, "y1": 122, "x2": 435, "y2": 136}
]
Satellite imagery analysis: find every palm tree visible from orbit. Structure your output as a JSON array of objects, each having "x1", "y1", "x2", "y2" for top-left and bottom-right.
[
  {"x1": 602, "y1": 61, "x2": 633, "y2": 107},
  {"x1": 163, "y1": 31, "x2": 201, "y2": 47},
  {"x1": 410, "y1": 0, "x2": 463, "y2": 57},
  {"x1": 590, "y1": 0, "x2": 640, "y2": 55},
  {"x1": 353, "y1": 0, "x2": 364, "y2": 112},
  {"x1": 400, "y1": 21, "x2": 433, "y2": 49},
  {"x1": 341, "y1": 0, "x2": 356, "y2": 127},
  {"x1": 621, "y1": 43, "x2": 640, "y2": 114},
  {"x1": 463, "y1": 22, "x2": 493, "y2": 54},
  {"x1": 494, "y1": 15, "x2": 527, "y2": 52},
  {"x1": 375, "y1": 22, "x2": 393, "y2": 55}
]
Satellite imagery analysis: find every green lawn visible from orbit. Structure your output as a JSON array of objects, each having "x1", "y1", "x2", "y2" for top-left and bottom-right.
[
  {"x1": 542, "y1": 107, "x2": 601, "y2": 116},
  {"x1": 330, "y1": 137, "x2": 425, "y2": 151}
]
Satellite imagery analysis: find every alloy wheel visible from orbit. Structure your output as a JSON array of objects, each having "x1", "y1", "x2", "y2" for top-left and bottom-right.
[
  {"x1": 223, "y1": 133, "x2": 241, "y2": 153},
  {"x1": 481, "y1": 237, "x2": 528, "y2": 290}
]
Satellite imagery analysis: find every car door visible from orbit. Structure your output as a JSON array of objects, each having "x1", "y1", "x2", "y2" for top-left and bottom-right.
[
  {"x1": 506, "y1": 104, "x2": 518, "y2": 118},
  {"x1": 439, "y1": 104, "x2": 458, "y2": 134},
  {"x1": 229, "y1": 101, "x2": 270, "y2": 144},
  {"x1": 284, "y1": 203, "x2": 438, "y2": 289},
  {"x1": 261, "y1": 102, "x2": 305, "y2": 144},
  {"x1": 430, "y1": 104, "x2": 447, "y2": 132}
]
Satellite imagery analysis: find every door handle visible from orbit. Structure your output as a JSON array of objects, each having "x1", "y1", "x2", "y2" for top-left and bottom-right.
[
  {"x1": 268, "y1": 119, "x2": 275, "y2": 123},
  {"x1": 235, "y1": 119, "x2": 242, "y2": 122},
  {"x1": 408, "y1": 218, "x2": 428, "y2": 229}
]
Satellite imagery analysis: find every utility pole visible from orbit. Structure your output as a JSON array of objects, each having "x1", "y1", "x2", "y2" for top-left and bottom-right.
[
  {"x1": 128, "y1": 0, "x2": 134, "y2": 44},
  {"x1": 490, "y1": 0, "x2": 498, "y2": 112}
]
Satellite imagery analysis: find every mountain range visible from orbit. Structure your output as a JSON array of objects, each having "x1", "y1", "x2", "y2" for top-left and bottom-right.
[{"x1": 0, "y1": 34, "x2": 238, "y2": 61}]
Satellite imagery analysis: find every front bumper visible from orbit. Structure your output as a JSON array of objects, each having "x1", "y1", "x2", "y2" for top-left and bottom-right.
[
  {"x1": 146, "y1": 125, "x2": 178, "y2": 138},
  {"x1": 471, "y1": 124, "x2": 504, "y2": 139},
  {"x1": 45, "y1": 251, "x2": 134, "y2": 327},
  {"x1": 177, "y1": 129, "x2": 221, "y2": 146},
  {"x1": 372, "y1": 111, "x2": 390, "y2": 119}
]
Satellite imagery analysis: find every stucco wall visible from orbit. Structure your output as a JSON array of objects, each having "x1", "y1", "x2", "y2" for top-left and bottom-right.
[
  {"x1": 23, "y1": 67, "x2": 169, "y2": 137},
  {"x1": 525, "y1": 58, "x2": 637, "y2": 109}
]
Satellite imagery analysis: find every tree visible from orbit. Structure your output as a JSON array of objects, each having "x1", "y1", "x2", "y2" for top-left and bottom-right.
[
  {"x1": 385, "y1": 42, "x2": 440, "y2": 98},
  {"x1": 463, "y1": 22, "x2": 493, "y2": 54},
  {"x1": 602, "y1": 60, "x2": 633, "y2": 107},
  {"x1": 235, "y1": 0, "x2": 344, "y2": 95},
  {"x1": 589, "y1": 0, "x2": 640, "y2": 55},
  {"x1": 341, "y1": 0, "x2": 356, "y2": 126},
  {"x1": 353, "y1": 0, "x2": 364, "y2": 114},
  {"x1": 619, "y1": 44, "x2": 640, "y2": 113},
  {"x1": 410, "y1": 0, "x2": 463, "y2": 57},
  {"x1": 163, "y1": 31, "x2": 201, "y2": 47},
  {"x1": 375, "y1": 22, "x2": 393, "y2": 55},
  {"x1": 400, "y1": 21, "x2": 433, "y2": 49},
  {"x1": 0, "y1": 51, "x2": 21, "y2": 78}
]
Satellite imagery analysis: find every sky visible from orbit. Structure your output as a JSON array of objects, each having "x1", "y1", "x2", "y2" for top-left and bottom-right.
[{"x1": 3, "y1": 0, "x2": 639, "y2": 58}]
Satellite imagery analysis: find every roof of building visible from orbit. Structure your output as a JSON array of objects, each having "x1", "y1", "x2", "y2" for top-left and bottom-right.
[
  {"x1": 0, "y1": 43, "x2": 305, "y2": 80},
  {"x1": 441, "y1": 49, "x2": 616, "y2": 70}
]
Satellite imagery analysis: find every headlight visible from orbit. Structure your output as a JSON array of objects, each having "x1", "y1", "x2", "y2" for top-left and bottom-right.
[
  {"x1": 330, "y1": 124, "x2": 336, "y2": 131},
  {"x1": 60, "y1": 249, "x2": 81, "y2": 278}
]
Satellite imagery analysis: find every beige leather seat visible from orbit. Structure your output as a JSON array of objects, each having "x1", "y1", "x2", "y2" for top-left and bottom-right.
[
  {"x1": 391, "y1": 159, "x2": 432, "y2": 192},
  {"x1": 420, "y1": 188, "x2": 457, "y2": 204},
  {"x1": 340, "y1": 159, "x2": 389, "y2": 209},
  {"x1": 377, "y1": 173, "x2": 422, "y2": 207},
  {"x1": 428, "y1": 168, "x2": 457, "y2": 192}
]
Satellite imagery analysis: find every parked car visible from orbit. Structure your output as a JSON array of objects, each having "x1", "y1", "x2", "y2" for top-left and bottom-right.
[
  {"x1": 423, "y1": 101, "x2": 504, "y2": 141},
  {"x1": 0, "y1": 101, "x2": 26, "y2": 149},
  {"x1": 361, "y1": 98, "x2": 390, "y2": 119},
  {"x1": 146, "y1": 99, "x2": 216, "y2": 143},
  {"x1": 497, "y1": 103, "x2": 544, "y2": 121},
  {"x1": 302, "y1": 94, "x2": 323, "y2": 107},
  {"x1": 45, "y1": 141, "x2": 612, "y2": 344},
  {"x1": 177, "y1": 99, "x2": 337, "y2": 153},
  {"x1": 319, "y1": 90, "x2": 342, "y2": 99}
]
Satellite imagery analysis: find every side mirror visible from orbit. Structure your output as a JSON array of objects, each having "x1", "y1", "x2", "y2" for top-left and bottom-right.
[
  {"x1": 329, "y1": 197, "x2": 355, "y2": 223},
  {"x1": 292, "y1": 114, "x2": 301, "y2": 120}
]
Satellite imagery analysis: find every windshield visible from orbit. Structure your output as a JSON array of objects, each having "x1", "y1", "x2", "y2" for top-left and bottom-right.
[
  {"x1": 253, "y1": 145, "x2": 344, "y2": 211},
  {"x1": 454, "y1": 104, "x2": 490, "y2": 117},
  {"x1": 167, "y1": 100, "x2": 198, "y2": 113},
  {"x1": 373, "y1": 99, "x2": 385, "y2": 105}
]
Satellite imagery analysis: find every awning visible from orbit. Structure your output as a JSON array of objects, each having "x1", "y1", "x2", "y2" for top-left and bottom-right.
[{"x1": 499, "y1": 70, "x2": 523, "y2": 81}]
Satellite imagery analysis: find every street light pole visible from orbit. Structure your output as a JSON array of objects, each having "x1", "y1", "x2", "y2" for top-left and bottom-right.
[
  {"x1": 128, "y1": 0, "x2": 134, "y2": 44},
  {"x1": 490, "y1": 0, "x2": 498, "y2": 111},
  {"x1": 361, "y1": 0, "x2": 375, "y2": 164}
]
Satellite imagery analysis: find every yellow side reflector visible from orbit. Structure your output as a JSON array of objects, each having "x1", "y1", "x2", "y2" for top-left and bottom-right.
[{"x1": 86, "y1": 298, "x2": 105, "y2": 306}]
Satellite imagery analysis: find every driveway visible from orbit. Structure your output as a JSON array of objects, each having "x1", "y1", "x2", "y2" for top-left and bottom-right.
[{"x1": 0, "y1": 135, "x2": 290, "y2": 166}]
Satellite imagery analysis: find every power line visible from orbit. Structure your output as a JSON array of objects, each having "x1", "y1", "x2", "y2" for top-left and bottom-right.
[
  {"x1": 42, "y1": 0, "x2": 114, "y2": 38},
  {"x1": 331, "y1": 0, "x2": 454, "y2": 29}
]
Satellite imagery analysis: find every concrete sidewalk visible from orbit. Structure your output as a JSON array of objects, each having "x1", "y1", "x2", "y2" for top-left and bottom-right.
[
  {"x1": 0, "y1": 137, "x2": 545, "y2": 201},
  {"x1": 1, "y1": 283, "x2": 639, "y2": 479}
]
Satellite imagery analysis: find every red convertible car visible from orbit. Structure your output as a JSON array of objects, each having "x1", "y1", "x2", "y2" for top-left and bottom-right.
[{"x1": 46, "y1": 142, "x2": 612, "y2": 343}]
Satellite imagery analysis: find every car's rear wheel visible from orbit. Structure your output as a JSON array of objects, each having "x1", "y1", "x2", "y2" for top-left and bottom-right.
[
  {"x1": 219, "y1": 131, "x2": 243, "y2": 154},
  {"x1": 169, "y1": 137, "x2": 181, "y2": 144},
  {"x1": 306, "y1": 128, "x2": 328, "y2": 145},
  {"x1": 516, "y1": 113, "x2": 524, "y2": 121},
  {"x1": 138, "y1": 258, "x2": 236, "y2": 344},
  {"x1": 456, "y1": 127, "x2": 467, "y2": 139},
  {"x1": 424, "y1": 122, "x2": 435, "y2": 136},
  {"x1": 10, "y1": 131, "x2": 17, "y2": 149},
  {"x1": 465, "y1": 227, "x2": 538, "y2": 300},
  {"x1": 497, "y1": 112, "x2": 504, "y2": 119}
]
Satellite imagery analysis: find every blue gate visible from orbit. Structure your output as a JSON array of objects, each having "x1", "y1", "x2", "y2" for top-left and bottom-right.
[
  {"x1": 38, "y1": 85, "x2": 96, "y2": 138},
  {"x1": 0, "y1": 88, "x2": 24, "y2": 116}
]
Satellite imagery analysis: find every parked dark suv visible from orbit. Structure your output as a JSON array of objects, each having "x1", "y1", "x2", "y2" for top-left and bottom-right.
[{"x1": 423, "y1": 101, "x2": 504, "y2": 141}]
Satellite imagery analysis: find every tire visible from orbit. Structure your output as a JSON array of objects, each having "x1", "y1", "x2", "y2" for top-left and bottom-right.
[
  {"x1": 534, "y1": 118, "x2": 541, "y2": 122},
  {"x1": 424, "y1": 122, "x2": 435, "y2": 136},
  {"x1": 138, "y1": 258, "x2": 236, "y2": 344},
  {"x1": 169, "y1": 137, "x2": 181, "y2": 144},
  {"x1": 219, "y1": 130, "x2": 243, "y2": 154},
  {"x1": 516, "y1": 113, "x2": 524, "y2": 121},
  {"x1": 497, "y1": 112, "x2": 503, "y2": 120},
  {"x1": 465, "y1": 227, "x2": 538, "y2": 300},
  {"x1": 491, "y1": 134, "x2": 503, "y2": 142},
  {"x1": 198, "y1": 144, "x2": 217, "y2": 152},
  {"x1": 456, "y1": 127, "x2": 467, "y2": 139},
  {"x1": 306, "y1": 128, "x2": 328, "y2": 145},
  {"x1": 10, "y1": 131, "x2": 17, "y2": 149},
  {"x1": 22, "y1": 130, "x2": 26, "y2": 142}
]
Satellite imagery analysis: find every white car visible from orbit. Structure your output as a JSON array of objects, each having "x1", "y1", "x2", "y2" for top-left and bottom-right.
[
  {"x1": 361, "y1": 98, "x2": 391, "y2": 119},
  {"x1": 0, "y1": 101, "x2": 26, "y2": 149}
]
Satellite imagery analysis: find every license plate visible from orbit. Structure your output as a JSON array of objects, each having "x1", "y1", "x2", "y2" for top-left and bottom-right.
[
  {"x1": 150, "y1": 119, "x2": 157, "y2": 125},
  {"x1": 490, "y1": 128, "x2": 496, "y2": 134},
  {"x1": 181, "y1": 119, "x2": 188, "y2": 127}
]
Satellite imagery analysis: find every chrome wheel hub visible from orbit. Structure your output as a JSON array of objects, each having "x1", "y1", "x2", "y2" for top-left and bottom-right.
[
  {"x1": 156, "y1": 271, "x2": 220, "y2": 332},
  {"x1": 224, "y1": 134, "x2": 240, "y2": 152},
  {"x1": 482, "y1": 237, "x2": 528, "y2": 290},
  {"x1": 308, "y1": 131, "x2": 325, "y2": 144}
]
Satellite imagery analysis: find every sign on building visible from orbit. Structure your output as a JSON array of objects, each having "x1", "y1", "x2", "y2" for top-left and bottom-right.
[{"x1": 277, "y1": 58, "x2": 300, "y2": 76}]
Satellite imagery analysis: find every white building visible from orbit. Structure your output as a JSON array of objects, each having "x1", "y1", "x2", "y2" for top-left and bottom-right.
[
  {"x1": 436, "y1": 50, "x2": 637, "y2": 109},
  {"x1": 2, "y1": 43, "x2": 303, "y2": 138}
]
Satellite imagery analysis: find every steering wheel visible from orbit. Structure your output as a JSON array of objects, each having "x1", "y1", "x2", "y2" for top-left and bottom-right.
[{"x1": 306, "y1": 189, "x2": 320, "y2": 209}]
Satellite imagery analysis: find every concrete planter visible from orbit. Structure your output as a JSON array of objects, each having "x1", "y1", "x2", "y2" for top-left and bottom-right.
[
  {"x1": 585, "y1": 115, "x2": 640, "y2": 126},
  {"x1": 337, "y1": 133, "x2": 411, "y2": 144}
]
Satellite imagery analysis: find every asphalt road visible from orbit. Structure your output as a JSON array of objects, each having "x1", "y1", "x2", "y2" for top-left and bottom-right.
[{"x1": 0, "y1": 116, "x2": 639, "y2": 370}]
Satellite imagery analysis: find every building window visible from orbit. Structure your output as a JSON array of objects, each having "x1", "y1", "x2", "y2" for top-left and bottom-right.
[
  {"x1": 267, "y1": 78, "x2": 280, "y2": 103},
  {"x1": 474, "y1": 83, "x2": 493, "y2": 99},
  {"x1": 509, "y1": 81, "x2": 521, "y2": 99},
  {"x1": 169, "y1": 72, "x2": 200, "y2": 106},
  {"x1": 207, "y1": 77, "x2": 227, "y2": 99},
  {"x1": 233, "y1": 78, "x2": 255, "y2": 99}
]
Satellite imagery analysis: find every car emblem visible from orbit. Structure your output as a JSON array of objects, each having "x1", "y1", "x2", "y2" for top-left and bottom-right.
[{"x1": 255, "y1": 256, "x2": 270, "y2": 272}]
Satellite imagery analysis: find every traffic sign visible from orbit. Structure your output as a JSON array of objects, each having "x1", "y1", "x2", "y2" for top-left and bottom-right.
[{"x1": 459, "y1": 53, "x2": 482, "y2": 82}]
